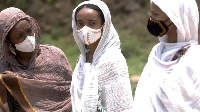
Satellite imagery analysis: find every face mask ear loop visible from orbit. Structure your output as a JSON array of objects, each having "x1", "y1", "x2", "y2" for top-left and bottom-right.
[
  {"x1": 164, "y1": 18, "x2": 173, "y2": 27},
  {"x1": 167, "y1": 22, "x2": 173, "y2": 27},
  {"x1": 164, "y1": 18, "x2": 170, "y2": 22},
  {"x1": 101, "y1": 24, "x2": 105, "y2": 29},
  {"x1": 100, "y1": 24, "x2": 104, "y2": 37},
  {"x1": 9, "y1": 45, "x2": 16, "y2": 56}
]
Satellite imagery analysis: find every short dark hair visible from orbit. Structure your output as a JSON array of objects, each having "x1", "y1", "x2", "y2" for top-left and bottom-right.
[{"x1": 75, "y1": 4, "x2": 105, "y2": 25}]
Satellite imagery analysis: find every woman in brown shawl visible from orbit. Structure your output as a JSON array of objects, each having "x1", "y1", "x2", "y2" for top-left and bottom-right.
[{"x1": 0, "y1": 7, "x2": 72, "y2": 112}]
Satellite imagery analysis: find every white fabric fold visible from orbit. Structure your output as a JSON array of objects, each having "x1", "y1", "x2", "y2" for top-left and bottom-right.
[{"x1": 134, "y1": 44, "x2": 200, "y2": 112}]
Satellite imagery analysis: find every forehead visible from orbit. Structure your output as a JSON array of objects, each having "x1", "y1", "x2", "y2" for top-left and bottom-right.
[
  {"x1": 150, "y1": 2, "x2": 162, "y2": 12},
  {"x1": 10, "y1": 19, "x2": 30, "y2": 32},
  {"x1": 14, "y1": 19, "x2": 30, "y2": 28},
  {"x1": 76, "y1": 8, "x2": 100, "y2": 20}
]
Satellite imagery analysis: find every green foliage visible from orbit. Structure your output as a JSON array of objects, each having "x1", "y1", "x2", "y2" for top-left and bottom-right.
[
  {"x1": 3, "y1": 0, "x2": 31, "y2": 10},
  {"x1": 138, "y1": 0, "x2": 149, "y2": 7},
  {"x1": 47, "y1": 0, "x2": 55, "y2": 4},
  {"x1": 131, "y1": 81, "x2": 138, "y2": 97},
  {"x1": 76, "y1": 0, "x2": 83, "y2": 4},
  {"x1": 119, "y1": 30, "x2": 156, "y2": 76}
]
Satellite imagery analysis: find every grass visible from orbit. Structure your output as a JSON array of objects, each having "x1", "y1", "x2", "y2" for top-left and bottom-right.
[{"x1": 119, "y1": 30, "x2": 156, "y2": 76}]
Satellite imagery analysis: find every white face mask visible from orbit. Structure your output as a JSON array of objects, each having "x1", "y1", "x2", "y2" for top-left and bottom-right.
[
  {"x1": 76, "y1": 26, "x2": 102, "y2": 45},
  {"x1": 15, "y1": 33, "x2": 36, "y2": 52}
]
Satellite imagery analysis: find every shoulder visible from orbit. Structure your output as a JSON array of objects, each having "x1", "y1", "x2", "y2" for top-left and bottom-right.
[
  {"x1": 96, "y1": 52, "x2": 129, "y2": 82},
  {"x1": 182, "y1": 45, "x2": 200, "y2": 70},
  {"x1": 38, "y1": 44, "x2": 70, "y2": 65},
  {"x1": 98, "y1": 51, "x2": 127, "y2": 69},
  {"x1": 185, "y1": 45, "x2": 200, "y2": 60},
  {"x1": 38, "y1": 44, "x2": 72, "y2": 74},
  {"x1": 180, "y1": 45, "x2": 200, "y2": 86},
  {"x1": 0, "y1": 56, "x2": 9, "y2": 73},
  {"x1": 187, "y1": 44, "x2": 200, "y2": 53},
  {"x1": 40, "y1": 44, "x2": 65, "y2": 56}
]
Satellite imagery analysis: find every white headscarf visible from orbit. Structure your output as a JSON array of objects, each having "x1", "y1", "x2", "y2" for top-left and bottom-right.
[
  {"x1": 72, "y1": 0, "x2": 120, "y2": 65},
  {"x1": 151, "y1": 0, "x2": 199, "y2": 62},
  {"x1": 152, "y1": 0, "x2": 199, "y2": 43},
  {"x1": 71, "y1": 0, "x2": 133, "y2": 112}
]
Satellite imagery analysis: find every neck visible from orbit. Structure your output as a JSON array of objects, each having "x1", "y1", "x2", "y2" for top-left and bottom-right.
[
  {"x1": 168, "y1": 33, "x2": 177, "y2": 43},
  {"x1": 86, "y1": 39, "x2": 100, "y2": 63},
  {"x1": 15, "y1": 50, "x2": 33, "y2": 65},
  {"x1": 88, "y1": 45, "x2": 97, "y2": 55},
  {"x1": 167, "y1": 26, "x2": 177, "y2": 43}
]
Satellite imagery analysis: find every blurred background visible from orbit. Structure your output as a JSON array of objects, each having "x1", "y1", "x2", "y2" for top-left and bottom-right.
[{"x1": 0, "y1": 0, "x2": 199, "y2": 97}]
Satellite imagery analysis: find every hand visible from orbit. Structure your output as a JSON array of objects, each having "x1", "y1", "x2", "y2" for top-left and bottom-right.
[
  {"x1": 3, "y1": 70, "x2": 12, "y2": 75},
  {"x1": 1, "y1": 71, "x2": 17, "y2": 80}
]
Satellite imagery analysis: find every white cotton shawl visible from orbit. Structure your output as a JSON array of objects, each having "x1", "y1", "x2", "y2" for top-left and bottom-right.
[
  {"x1": 133, "y1": 0, "x2": 200, "y2": 111},
  {"x1": 70, "y1": 0, "x2": 134, "y2": 112}
]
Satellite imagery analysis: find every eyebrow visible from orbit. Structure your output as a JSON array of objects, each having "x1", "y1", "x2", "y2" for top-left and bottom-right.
[
  {"x1": 77, "y1": 19, "x2": 97, "y2": 21},
  {"x1": 27, "y1": 26, "x2": 32, "y2": 30},
  {"x1": 88, "y1": 18, "x2": 97, "y2": 21},
  {"x1": 10, "y1": 30, "x2": 21, "y2": 38},
  {"x1": 150, "y1": 9, "x2": 157, "y2": 12}
]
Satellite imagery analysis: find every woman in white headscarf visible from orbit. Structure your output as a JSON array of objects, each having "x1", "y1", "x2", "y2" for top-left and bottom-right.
[
  {"x1": 70, "y1": 0, "x2": 134, "y2": 111},
  {"x1": 133, "y1": 0, "x2": 200, "y2": 111}
]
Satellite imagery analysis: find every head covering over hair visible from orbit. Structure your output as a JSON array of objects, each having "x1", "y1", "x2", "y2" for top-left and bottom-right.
[
  {"x1": 0, "y1": 7, "x2": 42, "y2": 67},
  {"x1": 0, "y1": 7, "x2": 72, "y2": 112},
  {"x1": 150, "y1": 0, "x2": 199, "y2": 62},
  {"x1": 72, "y1": 0, "x2": 120, "y2": 64},
  {"x1": 71, "y1": 0, "x2": 134, "y2": 111},
  {"x1": 151, "y1": 0, "x2": 199, "y2": 43},
  {"x1": 0, "y1": 7, "x2": 41, "y2": 56},
  {"x1": 133, "y1": 0, "x2": 200, "y2": 111}
]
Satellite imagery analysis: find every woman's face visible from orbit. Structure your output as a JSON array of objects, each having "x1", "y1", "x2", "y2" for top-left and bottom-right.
[
  {"x1": 150, "y1": 2, "x2": 169, "y2": 22},
  {"x1": 150, "y1": 2, "x2": 174, "y2": 28},
  {"x1": 150, "y1": 2, "x2": 177, "y2": 42},
  {"x1": 8, "y1": 19, "x2": 34, "y2": 44},
  {"x1": 76, "y1": 8, "x2": 102, "y2": 30}
]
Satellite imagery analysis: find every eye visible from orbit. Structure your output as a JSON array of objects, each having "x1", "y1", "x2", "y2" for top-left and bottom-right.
[
  {"x1": 90, "y1": 22, "x2": 95, "y2": 25},
  {"x1": 17, "y1": 33, "x2": 23, "y2": 39},
  {"x1": 152, "y1": 13, "x2": 158, "y2": 16},
  {"x1": 77, "y1": 22, "x2": 83, "y2": 26},
  {"x1": 27, "y1": 27, "x2": 32, "y2": 33}
]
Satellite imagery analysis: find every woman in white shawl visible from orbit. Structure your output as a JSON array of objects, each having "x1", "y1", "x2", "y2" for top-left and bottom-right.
[
  {"x1": 133, "y1": 0, "x2": 199, "y2": 111},
  {"x1": 70, "y1": 0, "x2": 134, "y2": 111}
]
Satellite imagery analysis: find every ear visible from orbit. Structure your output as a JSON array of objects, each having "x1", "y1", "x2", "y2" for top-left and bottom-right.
[
  {"x1": 4, "y1": 39, "x2": 15, "y2": 48},
  {"x1": 4, "y1": 39, "x2": 11, "y2": 45}
]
